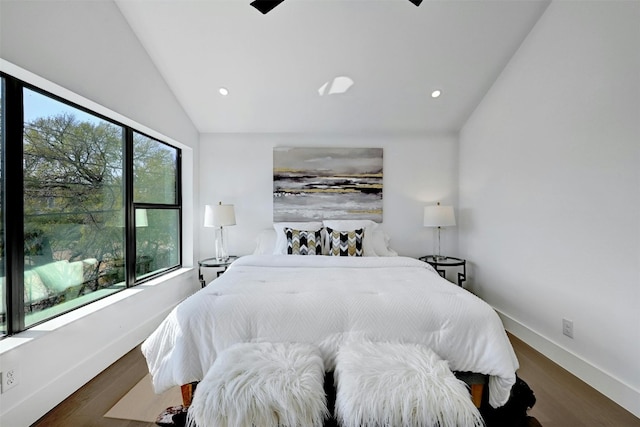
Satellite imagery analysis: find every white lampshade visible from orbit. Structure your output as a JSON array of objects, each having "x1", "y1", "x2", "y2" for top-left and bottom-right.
[
  {"x1": 135, "y1": 209, "x2": 148, "y2": 227},
  {"x1": 423, "y1": 204, "x2": 456, "y2": 227},
  {"x1": 110, "y1": 209, "x2": 148, "y2": 227},
  {"x1": 204, "y1": 203, "x2": 236, "y2": 227}
]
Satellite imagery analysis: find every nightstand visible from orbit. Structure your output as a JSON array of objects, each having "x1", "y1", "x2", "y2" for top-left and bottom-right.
[
  {"x1": 419, "y1": 255, "x2": 466, "y2": 286},
  {"x1": 198, "y1": 256, "x2": 238, "y2": 287}
]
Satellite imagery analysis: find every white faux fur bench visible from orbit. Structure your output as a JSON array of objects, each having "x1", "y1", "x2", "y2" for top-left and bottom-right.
[
  {"x1": 186, "y1": 342, "x2": 328, "y2": 427},
  {"x1": 334, "y1": 341, "x2": 484, "y2": 427}
]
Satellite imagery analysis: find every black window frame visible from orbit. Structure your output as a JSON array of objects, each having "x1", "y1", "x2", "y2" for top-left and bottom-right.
[{"x1": 0, "y1": 71, "x2": 183, "y2": 337}]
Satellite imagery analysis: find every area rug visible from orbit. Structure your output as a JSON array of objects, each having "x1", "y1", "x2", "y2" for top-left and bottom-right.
[{"x1": 104, "y1": 373, "x2": 182, "y2": 422}]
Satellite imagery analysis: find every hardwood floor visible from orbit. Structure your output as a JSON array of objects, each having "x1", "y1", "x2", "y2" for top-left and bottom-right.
[
  {"x1": 33, "y1": 334, "x2": 640, "y2": 427},
  {"x1": 32, "y1": 342, "x2": 152, "y2": 427},
  {"x1": 510, "y1": 334, "x2": 640, "y2": 427}
]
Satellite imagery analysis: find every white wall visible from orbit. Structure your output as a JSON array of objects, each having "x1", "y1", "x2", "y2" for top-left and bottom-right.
[
  {"x1": 5, "y1": 0, "x2": 637, "y2": 423},
  {"x1": 0, "y1": 1, "x2": 200, "y2": 426},
  {"x1": 0, "y1": 0, "x2": 196, "y2": 144},
  {"x1": 459, "y1": 0, "x2": 640, "y2": 417},
  {"x1": 199, "y1": 133, "x2": 459, "y2": 263}
]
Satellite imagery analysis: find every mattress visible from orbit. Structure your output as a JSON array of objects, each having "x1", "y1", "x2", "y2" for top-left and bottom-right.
[{"x1": 141, "y1": 255, "x2": 519, "y2": 407}]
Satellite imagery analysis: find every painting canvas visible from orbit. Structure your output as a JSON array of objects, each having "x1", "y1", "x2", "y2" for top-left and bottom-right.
[{"x1": 273, "y1": 147, "x2": 383, "y2": 222}]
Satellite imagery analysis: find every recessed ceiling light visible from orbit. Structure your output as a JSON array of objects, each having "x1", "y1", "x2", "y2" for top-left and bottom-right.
[
  {"x1": 431, "y1": 90, "x2": 442, "y2": 98},
  {"x1": 219, "y1": 87, "x2": 229, "y2": 96}
]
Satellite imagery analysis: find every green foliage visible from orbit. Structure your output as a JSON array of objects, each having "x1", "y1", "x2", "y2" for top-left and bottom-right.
[
  {"x1": 23, "y1": 113, "x2": 124, "y2": 262},
  {"x1": 22, "y1": 112, "x2": 178, "y2": 271},
  {"x1": 133, "y1": 132, "x2": 177, "y2": 204}
]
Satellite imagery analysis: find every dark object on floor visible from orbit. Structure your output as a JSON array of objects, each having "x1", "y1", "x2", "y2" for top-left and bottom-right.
[
  {"x1": 527, "y1": 416, "x2": 544, "y2": 427},
  {"x1": 480, "y1": 375, "x2": 537, "y2": 427},
  {"x1": 156, "y1": 404, "x2": 188, "y2": 426}
]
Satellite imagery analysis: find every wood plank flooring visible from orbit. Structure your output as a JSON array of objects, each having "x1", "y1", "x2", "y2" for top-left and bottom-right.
[
  {"x1": 510, "y1": 334, "x2": 640, "y2": 427},
  {"x1": 32, "y1": 333, "x2": 640, "y2": 427},
  {"x1": 32, "y1": 342, "x2": 152, "y2": 427}
]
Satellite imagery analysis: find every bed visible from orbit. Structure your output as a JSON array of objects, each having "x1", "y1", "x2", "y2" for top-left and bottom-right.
[{"x1": 142, "y1": 253, "x2": 519, "y2": 409}]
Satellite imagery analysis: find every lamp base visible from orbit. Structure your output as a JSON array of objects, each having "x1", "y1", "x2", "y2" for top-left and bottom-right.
[
  {"x1": 432, "y1": 255, "x2": 448, "y2": 262},
  {"x1": 214, "y1": 227, "x2": 229, "y2": 262}
]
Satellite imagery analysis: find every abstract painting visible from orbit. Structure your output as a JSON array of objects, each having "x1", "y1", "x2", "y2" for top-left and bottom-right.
[{"x1": 273, "y1": 147, "x2": 383, "y2": 222}]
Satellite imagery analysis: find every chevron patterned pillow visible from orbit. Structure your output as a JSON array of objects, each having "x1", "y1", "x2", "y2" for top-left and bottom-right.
[
  {"x1": 285, "y1": 228, "x2": 323, "y2": 255},
  {"x1": 326, "y1": 227, "x2": 364, "y2": 257}
]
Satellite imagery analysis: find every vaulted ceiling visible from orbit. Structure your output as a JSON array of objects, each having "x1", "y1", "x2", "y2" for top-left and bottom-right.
[{"x1": 115, "y1": 0, "x2": 550, "y2": 134}]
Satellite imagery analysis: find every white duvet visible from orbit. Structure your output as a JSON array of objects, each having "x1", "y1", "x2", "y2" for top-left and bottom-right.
[{"x1": 142, "y1": 255, "x2": 519, "y2": 407}]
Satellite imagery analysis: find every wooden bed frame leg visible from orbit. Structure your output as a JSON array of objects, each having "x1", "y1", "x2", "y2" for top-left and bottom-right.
[
  {"x1": 181, "y1": 383, "x2": 196, "y2": 408},
  {"x1": 470, "y1": 384, "x2": 483, "y2": 408}
]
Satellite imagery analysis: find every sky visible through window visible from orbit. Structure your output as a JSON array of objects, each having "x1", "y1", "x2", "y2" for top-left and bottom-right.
[{"x1": 24, "y1": 89, "x2": 103, "y2": 125}]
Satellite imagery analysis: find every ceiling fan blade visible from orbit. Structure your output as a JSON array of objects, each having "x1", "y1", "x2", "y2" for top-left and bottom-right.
[
  {"x1": 250, "y1": 0, "x2": 285, "y2": 14},
  {"x1": 251, "y1": 0, "x2": 419, "y2": 14}
]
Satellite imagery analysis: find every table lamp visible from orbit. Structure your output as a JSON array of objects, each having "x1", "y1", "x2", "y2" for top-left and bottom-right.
[
  {"x1": 204, "y1": 202, "x2": 236, "y2": 261},
  {"x1": 423, "y1": 202, "x2": 456, "y2": 261}
]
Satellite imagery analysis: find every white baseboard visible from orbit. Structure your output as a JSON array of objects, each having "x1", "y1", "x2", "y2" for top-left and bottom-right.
[{"x1": 496, "y1": 310, "x2": 640, "y2": 419}]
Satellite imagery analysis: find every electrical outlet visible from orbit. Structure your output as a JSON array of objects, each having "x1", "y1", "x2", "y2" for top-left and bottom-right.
[
  {"x1": 1, "y1": 366, "x2": 19, "y2": 393},
  {"x1": 562, "y1": 318, "x2": 574, "y2": 339}
]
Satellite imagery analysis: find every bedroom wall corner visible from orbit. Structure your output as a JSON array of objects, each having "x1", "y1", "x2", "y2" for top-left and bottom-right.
[{"x1": 458, "y1": 0, "x2": 640, "y2": 417}]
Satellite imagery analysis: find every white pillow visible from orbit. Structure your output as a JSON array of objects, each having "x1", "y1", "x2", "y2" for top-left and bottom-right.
[
  {"x1": 322, "y1": 220, "x2": 379, "y2": 256},
  {"x1": 370, "y1": 230, "x2": 398, "y2": 257},
  {"x1": 273, "y1": 222, "x2": 323, "y2": 255},
  {"x1": 253, "y1": 229, "x2": 277, "y2": 255}
]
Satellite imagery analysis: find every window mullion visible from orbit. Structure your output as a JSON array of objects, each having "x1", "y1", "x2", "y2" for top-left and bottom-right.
[
  {"x1": 124, "y1": 128, "x2": 135, "y2": 287},
  {"x1": 4, "y1": 76, "x2": 25, "y2": 333}
]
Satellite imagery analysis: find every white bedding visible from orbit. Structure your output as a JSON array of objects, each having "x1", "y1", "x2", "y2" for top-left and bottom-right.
[{"x1": 141, "y1": 255, "x2": 519, "y2": 407}]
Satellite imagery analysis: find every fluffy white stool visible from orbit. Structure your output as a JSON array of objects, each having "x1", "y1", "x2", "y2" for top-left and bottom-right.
[
  {"x1": 334, "y1": 341, "x2": 484, "y2": 427},
  {"x1": 186, "y1": 342, "x2": 328, "y2": 427}
]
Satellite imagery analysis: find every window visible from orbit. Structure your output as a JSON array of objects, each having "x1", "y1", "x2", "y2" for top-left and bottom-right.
[
  {"x1": 0, "y1": 73, "x2": 182, "y2": 336},
  {"x1": 133, "y1": 132, "x2": 181, "y2": 281}
]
